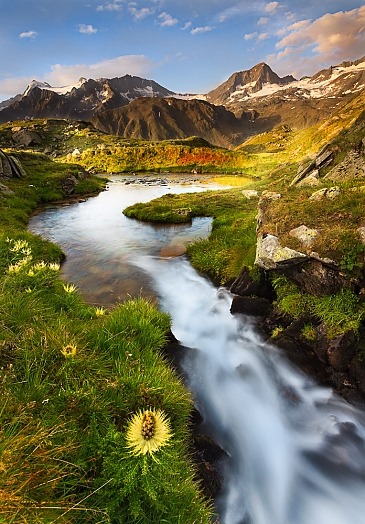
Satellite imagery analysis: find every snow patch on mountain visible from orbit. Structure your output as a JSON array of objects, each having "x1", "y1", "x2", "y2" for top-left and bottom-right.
[
  {"x1": 23, "y1": 78, "x2": 87, "y2": 97},
  {"x1": 228, "y1": 60, "x2": 365, "y2": 103}
]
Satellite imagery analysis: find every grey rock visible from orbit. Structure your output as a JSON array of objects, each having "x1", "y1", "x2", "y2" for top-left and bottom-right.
[
  {"x1": 242, "y1": 189, "x2": 259, "y2": 199},
  {"x1": 255, "y1": 233, "x2": 309, "y2": 270},
  {"x1": 289, "y1": 225, "x2": 319, "y2": 247},
  {"x1": 309, "y1": 186, "x2": 340, "y2": 200}
]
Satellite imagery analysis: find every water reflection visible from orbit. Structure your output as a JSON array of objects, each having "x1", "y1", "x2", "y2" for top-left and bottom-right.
[{"x1": 29, "y1": 174, "x2": 232, "y2": 305}]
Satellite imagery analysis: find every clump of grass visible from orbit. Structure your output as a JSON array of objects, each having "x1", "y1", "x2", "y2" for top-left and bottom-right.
[
  {"x1": 0, "y1": 152, "x2": 213, "y2": 523},
  {"x1": 272, "y1": 276, "x2": 364, "y2": 339},
  {"x1": 124, "y1": 188, "x2": 258, "y2": 284}
]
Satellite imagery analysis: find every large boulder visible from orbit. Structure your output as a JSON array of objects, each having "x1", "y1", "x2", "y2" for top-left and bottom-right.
[
  {"x1": 12, "y1": 128, "x2": 42, "y2": 147},
  {"x1": 0, "y1": 149, "x2": 27, "y2": 178},
  {"x1": 255, "y1": 233, "x2": 310, "y2": 270}
]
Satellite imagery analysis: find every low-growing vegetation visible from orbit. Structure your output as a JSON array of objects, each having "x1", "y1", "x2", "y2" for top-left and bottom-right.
[
  {"x1": 272, "y1": 276, "x2": 364, "y2": 339},
  {"x1": 124, "y1": 189, "x2": 258, "y2": 284},
  {"x1": 0, "y1": 153, "x2": 213, "y2": 523}
]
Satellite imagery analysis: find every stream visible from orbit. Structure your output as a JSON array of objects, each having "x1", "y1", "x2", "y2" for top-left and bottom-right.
[{"x1": 29, "y1": 174, "x2": 365, "y2": 524}]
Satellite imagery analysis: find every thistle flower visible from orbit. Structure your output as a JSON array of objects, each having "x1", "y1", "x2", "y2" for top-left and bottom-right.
[
  {"x1": 63, "y1": 283, "x2": 77, "y2": 294},
  {"x1": 125, "y1": 408, "x2": 172, "y2": 456},
  {"x1": 61, "y1": 344, "x2": 77, "y2": 358}
]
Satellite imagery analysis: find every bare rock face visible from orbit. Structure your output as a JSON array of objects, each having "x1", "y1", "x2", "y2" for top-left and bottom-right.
[
  {"x1": 309, "y1": 186, "x2": 340, "y2": 201},
  {"x1": 324, "y1": 150, "x2": 365, "y2": 181},
  {"x1": 0, "y1": 149, "x2": 27, "y2": 178}
]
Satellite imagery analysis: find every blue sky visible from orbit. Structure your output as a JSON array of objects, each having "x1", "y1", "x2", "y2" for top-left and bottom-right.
[{"x1": 0, "y1": 0, "x2": 364, "y2": 101}]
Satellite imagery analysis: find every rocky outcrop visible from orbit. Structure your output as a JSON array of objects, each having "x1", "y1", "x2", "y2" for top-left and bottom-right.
[
  {"x1": 290, "y1": 146, "x2": 335, "y2": 186},
  {"x1": 324, "y1": 150, "x2": 365, "y2": 181},
  {"x1": 0, "y1": 149, "x2": 27, "y2": 178},
  {"x1": 255, "y1": 233, "x2": 310, "y2": 270},
  {"x1": 11, "y1": 128, "x2": 43, "y2": 147}
]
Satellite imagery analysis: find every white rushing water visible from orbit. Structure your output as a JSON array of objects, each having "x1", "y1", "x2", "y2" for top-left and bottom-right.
[{"x1": 136, "y1": 255, "x2": 365, "y2": 524}]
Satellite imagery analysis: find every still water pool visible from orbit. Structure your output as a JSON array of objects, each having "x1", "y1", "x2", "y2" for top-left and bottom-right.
[{"x1": 28, "y1": 174, "x2": 233, "y2": 305}]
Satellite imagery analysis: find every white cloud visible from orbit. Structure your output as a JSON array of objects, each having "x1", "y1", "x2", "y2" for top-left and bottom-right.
[
  {"x1": 47, "y1": 55, "x2": 154, "y2": 84},
  {"x1": 158, "y1": 12, "x2": 178, "y2": 27},
  {"x1": 287, "y1": 19, "x2": 311, "y2": 31},
  {"x1": 218, "y1": 3, "x2": 251, "y2": 23},
  {"x1": 19, "y1": 31, "x2": 38, "y2": 39},
  {"x1": 269, "y1": 6, "x2": 365, "y2": 77},
  {"x1": 265, "y1": 1, "x2": 279, "y2": 13},
  {"x1": 244, "y1": 32, "x2": 257, "y2": 41},
  {"x1": 258, "y1": 32, "x2": 269, "y2": 41},
  {"x1": 128, "y1": 6, "x2": 154, "y2": 20},
  {"x1": 181, "y1": 21, "x2": 192, "y2": 31},
  {"x1": 96, "y1": 2, "x2": 123, "y2": 11},
  {"x1": 0, "y1": 54, "x2": 154, "y2": 100},
  {"x1": 78, "y1": 24, "x2": 97, "y2": 34},
  {"x1": 258, "y1": 17, "x2": 269, "y2": 26},
  {"x1": 191, "y1": 26, "x2": 214, "y2": 35}
]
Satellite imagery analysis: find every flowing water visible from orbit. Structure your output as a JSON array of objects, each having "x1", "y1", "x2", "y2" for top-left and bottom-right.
[
  {"x1": 29, "y1": 175, "x2": 365, "y2": 524},
  {"x1": 136, "y1": 256, "x2": 365, "y2": 524}
]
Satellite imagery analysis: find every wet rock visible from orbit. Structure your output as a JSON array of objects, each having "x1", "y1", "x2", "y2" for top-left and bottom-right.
[
  {"x1": 230, "y1": 267, "x2": 275, "y2": 300},
  {"x1": 278, "y1": 258, "x2": 352, "y2": 296},
  {"x1": 230, "y1": 296, "x2": 272, "y2": 317},
  {"x1": 327, "y1": 331, "x2": 356, "y2": 371}
]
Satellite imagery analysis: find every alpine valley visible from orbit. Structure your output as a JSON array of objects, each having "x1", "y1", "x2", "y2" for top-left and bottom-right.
[{"x1": 2, "y1": 52, "x2": 365, "y2": 524}]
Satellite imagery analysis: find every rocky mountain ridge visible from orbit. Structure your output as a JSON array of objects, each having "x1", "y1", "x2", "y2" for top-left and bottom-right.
[{"x1": 0, "y1": 57, "x2": 364, "y2": 147}]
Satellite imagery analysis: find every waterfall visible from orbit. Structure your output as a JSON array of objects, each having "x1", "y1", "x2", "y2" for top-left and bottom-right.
[{"x1": 136, "y1": 255, "x2": 365, "y2": 524}]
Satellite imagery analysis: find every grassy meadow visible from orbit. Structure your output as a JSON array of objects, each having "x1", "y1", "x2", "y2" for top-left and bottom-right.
[{"x1": 0, "y1": 152, "x2": 213, "y2": 523}]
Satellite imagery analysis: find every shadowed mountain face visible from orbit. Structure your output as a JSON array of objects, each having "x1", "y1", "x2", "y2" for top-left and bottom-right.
[
  {"x1": 91, "y1": 97, "x2": 253, "y2": 148},
  {"x1": 0, "y1": 58, "x2": 364, "y2": 147}
]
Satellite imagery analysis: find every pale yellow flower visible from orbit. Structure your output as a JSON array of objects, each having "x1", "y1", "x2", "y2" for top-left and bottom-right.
[
  {"x1": 33, "y1": 261, "x2": 47, "y2": 271},
  {"x1": 63, "y1": 283, "x2": 77, "y2": 293},
  {"x1": 48, "y1": 262, "x2": 60, "y2": 271},
  {"x1": 95, "y1": 307, "x2": 105, "y2": 316},
  {"x1": 61, "y1": 344, "x2": 77, "y2": 358},
  {"x1": 125, "y1": 409, "x2": 172, "y2": 456}
]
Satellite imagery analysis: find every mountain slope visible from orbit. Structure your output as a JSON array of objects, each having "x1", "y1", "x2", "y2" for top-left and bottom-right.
[
  {"x1": 0, "y1": 75, "x2": 176, "y2": 123},
  {"x1": 206, "y1": 62, "x2": 295, "y2": 106},
  {"x1": 0, "y1": 58, "x2": 364, "y2": 148},
  {"x1": 91, "y1": 97, "x2": 251, "y2": 148}
]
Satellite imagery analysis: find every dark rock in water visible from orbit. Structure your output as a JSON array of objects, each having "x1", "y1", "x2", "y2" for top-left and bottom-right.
[
  {"x1": 327, "y1": 331, "x2": 357, "y2": 371},
  {"x1": 230, "y1": 266, "x2": 275, "y2": 300},
  {"x1": 230, "y1": 296, "x2": 272, "y2": 317}
]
